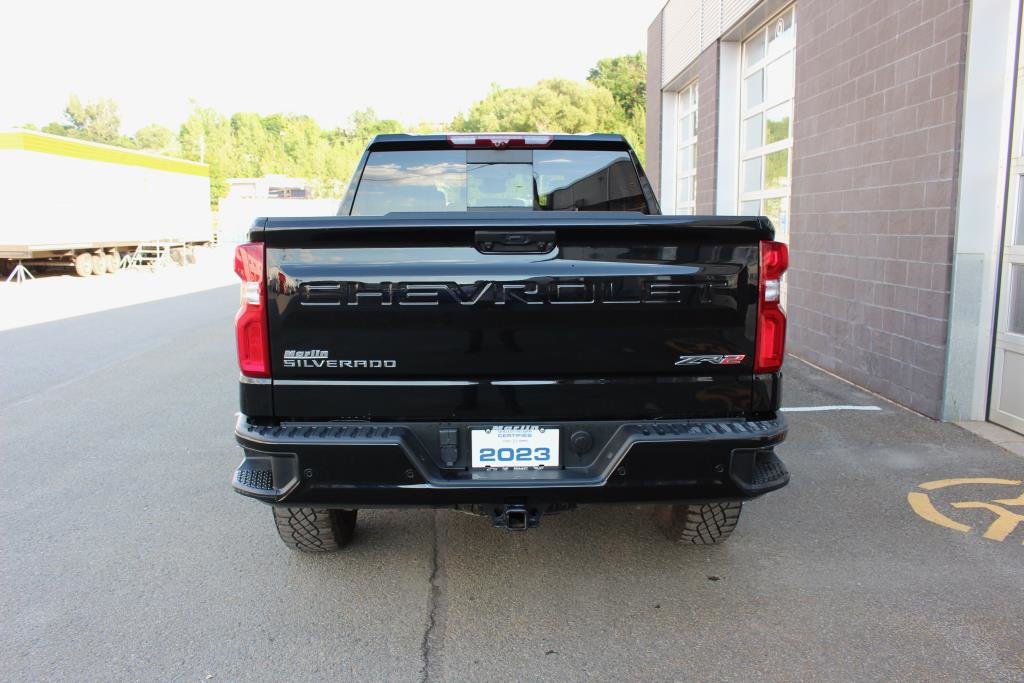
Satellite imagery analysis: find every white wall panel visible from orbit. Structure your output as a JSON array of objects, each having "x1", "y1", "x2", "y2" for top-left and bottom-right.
[
  {"x1": 722, "y1": 0, "x2": 759, "y2": 30},
  {"x1": 716, "y1": 42, "x2": 742, "y2": 215},
  {"x1": 700, "y1": 0, "x2": 722, "y2": 51},
  {"x1": 663, "y1": 0, "x2": 762, "y2": 86},
  {"x1": 659, "y1": 91, "x2": 679, "y2": 212},
  {"x1": 662, "y1": 0, "x2": 701, "y2": 86}
]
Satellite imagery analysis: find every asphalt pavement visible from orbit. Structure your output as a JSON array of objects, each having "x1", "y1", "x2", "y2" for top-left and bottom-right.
[{"x1": 1, "y1": 284, "x2": 1022, "y2": 681}]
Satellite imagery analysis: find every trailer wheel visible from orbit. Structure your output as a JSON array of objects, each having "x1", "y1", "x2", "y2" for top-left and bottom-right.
[
  {"x1": 74, "y1": 252, "x2": 93, "y2": 277},
  {"x1": 170, "y1": 247, "x2": 186, "y2": 265},
  {"x1": 105, "y1": 250, "x2": 120, "y2": 273},
  {"x1": 185, "y1": 245, "x2": 196, "y2": 264},
  {"x1": 91, "y1": 252, "x2": 106, "y2": 275}
]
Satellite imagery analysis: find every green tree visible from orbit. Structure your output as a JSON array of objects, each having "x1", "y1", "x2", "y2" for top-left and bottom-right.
[
  {"x1": 63, "y1": 95, "x2": 124, "y2": 145},
  {"x1": 319, "y1": 109, "x2": 403, "y2": 196},
  {"x1": 32, "y1": 52, "x2": 649, "y2": 205},
  {"x1": 178, "y1": 103, "x2": 235, "y2": 203},
  {"x1": 280, "y1": 115, "x2": 324, "y2": 179},
  {"x1": 173, "y1": 105, "x2": 405, "y2": 204},
  {"x1": 134, "y1": 123, "x2": 173, "y2": 150},
  {"x1": 454, "y1": 78, "x2": 625, "y2": 135},
  {"x1": 229, "y1": 112, "x2": 274, "y2": 177},
  {"x1": 452, "y1": 53, "x2": 648, "y2": 164},
  {"x1": 587, "y1": 53, "x2": 647, "y2": 164},
  {"x1": 348, "y1": 109, "x2": 403, "y2": 139},
  {"x1": 587, "y1": 52, "x2": 646, "y2": 119}
]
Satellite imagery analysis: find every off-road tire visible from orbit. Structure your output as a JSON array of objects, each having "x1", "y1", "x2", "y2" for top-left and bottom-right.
[
  {"x1": 656, "y1": 501, "x2": 741, "y2": 545},
  {"x1": 272, "y1": 507, "x2": 357, "y2": 552},
  {"x1": 74, "y1": 252, "x2": 93, "y2": 277}
]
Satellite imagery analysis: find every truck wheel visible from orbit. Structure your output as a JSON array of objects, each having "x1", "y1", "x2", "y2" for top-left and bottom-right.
[
  {"x1": 106, "y1": 250, "x2": 120, "y2": 273},
  {"x1": 91, "y1": 252, "x2": 106, "y2": 275},
  {"x1": 170, "y1": 247, "x2": 185, "y2": 265},
  {"x1": 74, "y1": 252, "x2": 93, "y2": 277},
  {"x1": 272, "y1": 507, "x2": 357, "y2": 552},
  {"x1": 656, "y1": 501, "x2": 741, "y2": 545}
]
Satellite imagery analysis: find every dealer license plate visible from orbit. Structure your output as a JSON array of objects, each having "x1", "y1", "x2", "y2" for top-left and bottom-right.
[{"x1": 470, "y1": 426, "x2": 560, "y2": 469}]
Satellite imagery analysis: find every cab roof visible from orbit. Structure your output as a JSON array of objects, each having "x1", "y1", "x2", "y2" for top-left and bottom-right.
[{"x1": 366, "y1": 132, "x2": 632, "y2": 152}]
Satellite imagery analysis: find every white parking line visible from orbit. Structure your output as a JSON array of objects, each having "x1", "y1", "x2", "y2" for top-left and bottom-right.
[{"x1": 781, "y1": 405, "x2": 882, "y2": 412}]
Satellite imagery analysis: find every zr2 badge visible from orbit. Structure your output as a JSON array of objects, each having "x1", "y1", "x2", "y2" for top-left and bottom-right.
[{"x1": 675, "y1": 354, "x2": 746, "y2": 366}]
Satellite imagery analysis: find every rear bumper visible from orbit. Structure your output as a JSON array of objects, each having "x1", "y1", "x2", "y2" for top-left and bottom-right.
[{"x1": 232, "y1": 414, "x2": 788, "y2": 507}]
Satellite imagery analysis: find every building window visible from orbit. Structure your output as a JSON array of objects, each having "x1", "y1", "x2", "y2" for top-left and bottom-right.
[
  {"x1": 739, "y1": 5, "x2": 795, "y2": 237},
  {"x1": 676, "y1": 82, "x2": 698, "y2": 215}
]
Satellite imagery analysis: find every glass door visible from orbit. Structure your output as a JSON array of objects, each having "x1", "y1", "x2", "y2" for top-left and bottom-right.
[{"x1": 990, "y1": 23, "x2": 1024, "y2": 434}]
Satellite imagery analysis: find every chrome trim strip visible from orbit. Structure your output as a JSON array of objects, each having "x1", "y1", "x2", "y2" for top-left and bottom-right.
[
  {"x1": 265, "y1": 377, "x2": 722, "y2": 387},
  {"x1": 490, "y1": 380, "x2": 559, "y2": 385},
  {"x1": 273, "y1": 379, "x2": 478, "y2": 387}
]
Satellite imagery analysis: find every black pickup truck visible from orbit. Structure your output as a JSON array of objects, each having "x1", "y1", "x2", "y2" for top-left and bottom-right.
[{"x1": 232, "y1": 133, "x2": 789, "y2": 551}]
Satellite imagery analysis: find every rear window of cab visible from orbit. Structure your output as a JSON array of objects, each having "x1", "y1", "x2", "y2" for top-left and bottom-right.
[{"x1": 350, "y1": 149, "x2": 649, "y2": 214}]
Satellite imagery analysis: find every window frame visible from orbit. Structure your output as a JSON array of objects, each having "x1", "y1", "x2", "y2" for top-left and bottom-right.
[
  {"x1": 739, "y1": 4, "x2": 796, "y2": 235},
  {"x1": 675, "y1": 81, "x2": 699, "y2": 215}
]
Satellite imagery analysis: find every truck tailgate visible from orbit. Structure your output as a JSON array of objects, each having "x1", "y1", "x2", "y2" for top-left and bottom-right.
[{"x1": 255, "y1": 214, "x2": 772, "y2": 421}]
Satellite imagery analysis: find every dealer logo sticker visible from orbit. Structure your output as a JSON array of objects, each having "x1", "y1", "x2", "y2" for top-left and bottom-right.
[{"x1": 284, "y1": 349, "x2": 328, "y2": 360}]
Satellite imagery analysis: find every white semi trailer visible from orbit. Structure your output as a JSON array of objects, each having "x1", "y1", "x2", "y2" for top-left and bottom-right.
[{"x1": 0, "y1": 130, "x2": 212, "y2": 277}]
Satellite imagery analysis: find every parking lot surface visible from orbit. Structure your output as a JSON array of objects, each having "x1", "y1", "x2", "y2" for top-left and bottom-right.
[{"x1": 1, "y1": 285, "x2": 1022, "y2": 681}]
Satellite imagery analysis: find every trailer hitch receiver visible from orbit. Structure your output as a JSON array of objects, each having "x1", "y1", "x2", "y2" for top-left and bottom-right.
[{"x1": 490, "y1": 504, "x2": 540, "y2": 530}]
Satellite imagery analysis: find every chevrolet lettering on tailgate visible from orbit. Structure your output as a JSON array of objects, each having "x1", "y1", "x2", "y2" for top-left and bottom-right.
[{"x1": 298, "y1": 278, "x2": 730, "y2": 307}]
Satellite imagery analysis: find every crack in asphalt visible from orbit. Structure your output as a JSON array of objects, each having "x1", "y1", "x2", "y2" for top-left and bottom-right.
[{"x1": 420, "y1": 511, "x2": 447, "y2": 682}]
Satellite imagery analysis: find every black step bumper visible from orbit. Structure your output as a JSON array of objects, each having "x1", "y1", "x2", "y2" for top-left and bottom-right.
[{"x1": 232, "y1": 415, "x2": 788, "y2": 507}]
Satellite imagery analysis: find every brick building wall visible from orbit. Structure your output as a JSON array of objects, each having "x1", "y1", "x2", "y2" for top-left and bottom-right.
[
  {"x1": 787, "y1": 0, "x2": 969, "y2": 417},
  {"x1": 694, "y1": 44, "x2": 720, "y2": 214},
  {"x1": 646, "y1": 10, "x2": 664, "y2": 196}
]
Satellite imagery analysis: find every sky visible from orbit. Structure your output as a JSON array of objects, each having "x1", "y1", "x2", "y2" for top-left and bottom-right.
[{"x1": 1, "y1": 0, "x2": 666, "y2": 134}]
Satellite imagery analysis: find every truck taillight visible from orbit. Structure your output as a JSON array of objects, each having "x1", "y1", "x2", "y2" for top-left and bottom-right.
[
  {"x1": 754, "y1": 240, "x2": 789, "y2": 373},
  {"x1": 447, "y1": 134, "x2": 553, "y2": 148},
  {"x1": 234, "y1": 242, "x2": 270, "y2": 378}
]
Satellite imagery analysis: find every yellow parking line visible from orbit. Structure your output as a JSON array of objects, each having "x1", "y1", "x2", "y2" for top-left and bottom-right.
[
  {"x1": 907, "y1": 492, "x2": 971, "y2": 532},
  {"x1": 918, "y1": 477, "x2": 1021, "y2": 491},
  {"x1": 951, "y1": 502, "x2": 1024, "y2": 541},
  {"x1": 994, "y1": 492, "x2": 1024, "y2": 506},
  {"x1": 909, "y1": 478, "x2": 1024, "y2": 543}
]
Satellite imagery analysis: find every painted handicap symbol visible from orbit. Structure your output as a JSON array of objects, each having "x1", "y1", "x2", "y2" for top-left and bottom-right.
[{"x1": 908, "y1": 478, "x2": 1024, "y2": 543}]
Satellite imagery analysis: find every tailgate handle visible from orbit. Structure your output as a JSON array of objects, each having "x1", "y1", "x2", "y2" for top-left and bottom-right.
[{"x1": 475, "y1": 230, "x2": 556, "y2": 254}]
